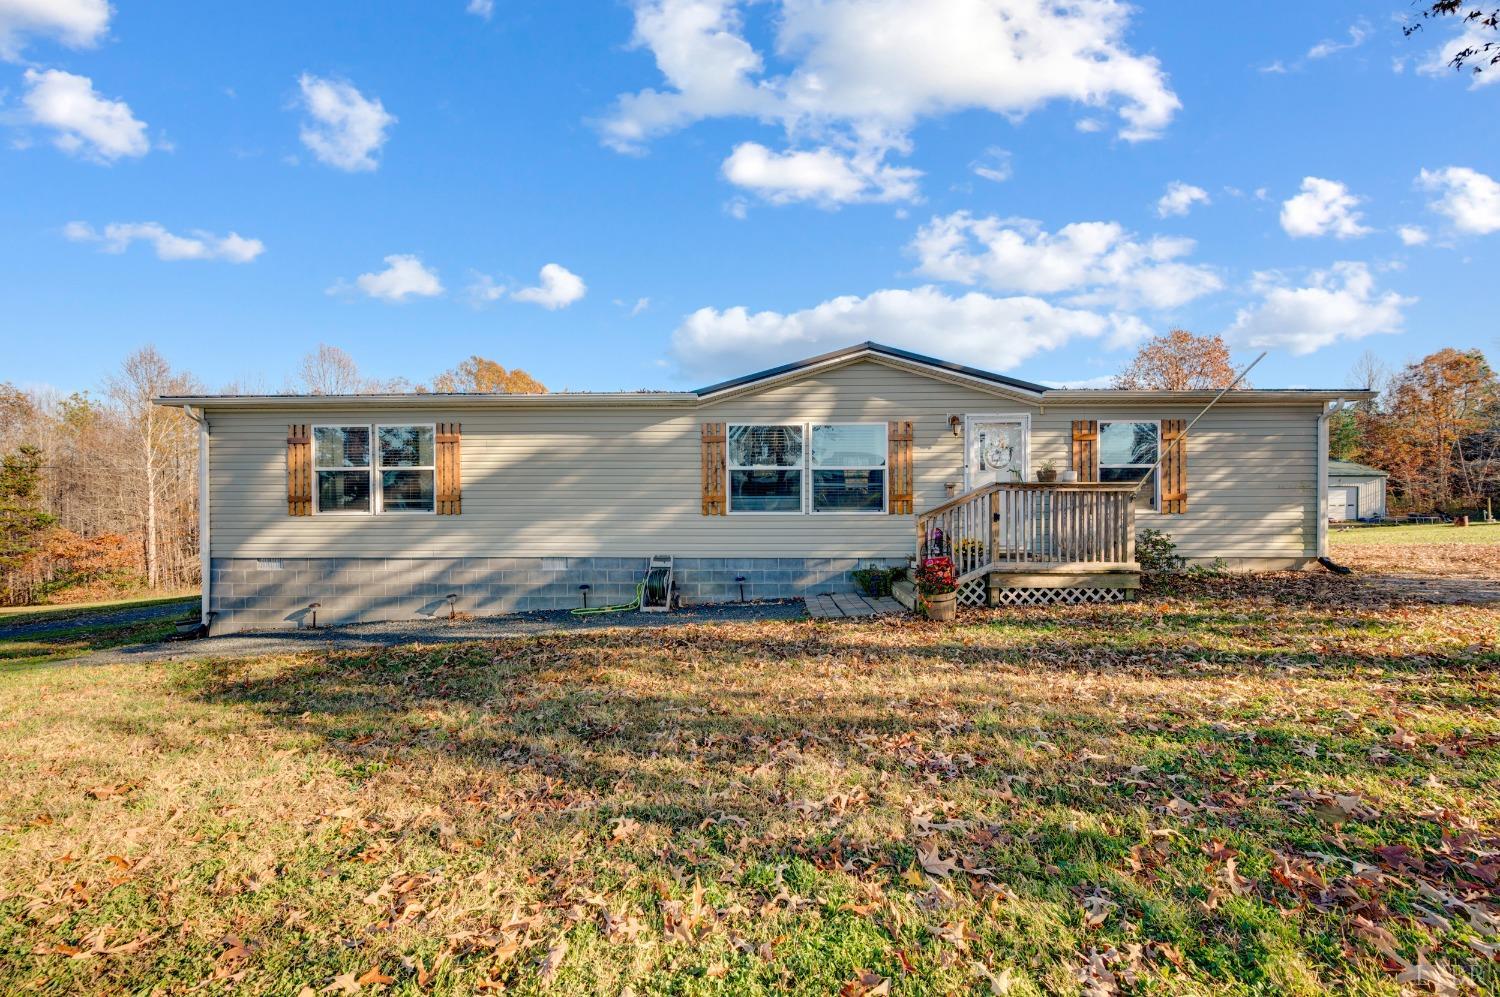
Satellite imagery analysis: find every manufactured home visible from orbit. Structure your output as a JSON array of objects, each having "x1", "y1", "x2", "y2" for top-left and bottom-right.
[{"x1": 157, "y1": 343, "x2": 1368, "y2": 634}]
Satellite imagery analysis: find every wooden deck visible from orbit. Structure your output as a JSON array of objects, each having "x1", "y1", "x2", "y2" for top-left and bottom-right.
[{"x1": 805, "y1": 592, "x2": 905, "y2": 619}]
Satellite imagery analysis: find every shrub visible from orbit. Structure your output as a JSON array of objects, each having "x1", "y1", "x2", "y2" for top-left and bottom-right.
[
  {"x1": 851, "y1": 565, "x2": 899, "y2": 598},
  {"x1": 1136, "y1": 528, "x2": 1185, "y2": 575}
]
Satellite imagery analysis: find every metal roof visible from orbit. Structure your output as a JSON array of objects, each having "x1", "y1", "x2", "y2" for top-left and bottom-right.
[
  {"x1": 1328, "y1": 460, "x2": 1389, "y2": 477},
  {"x1": 155, "y1": 341, "x2": 1374, "y2": 408}
]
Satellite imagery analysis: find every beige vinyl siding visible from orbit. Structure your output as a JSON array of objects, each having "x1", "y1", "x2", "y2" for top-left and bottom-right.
[{"x1": 205, "y1": 359, "x2": 1322, "y2": 561}]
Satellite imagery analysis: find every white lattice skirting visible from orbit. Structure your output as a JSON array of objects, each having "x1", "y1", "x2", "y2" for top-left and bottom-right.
[
  {"x1": 991, "y1": 586, "x2": 1127, "y2": 606},
  {"x1": 956, "y1": 579, "x2": 988, "y2": 607}
]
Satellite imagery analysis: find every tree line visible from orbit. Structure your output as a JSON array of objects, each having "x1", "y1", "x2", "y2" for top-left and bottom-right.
[{"x1": 0, "y1": 345, "x2": 545, "y2": 606}]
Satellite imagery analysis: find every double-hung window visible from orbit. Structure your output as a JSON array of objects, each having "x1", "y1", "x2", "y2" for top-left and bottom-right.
[
  {"x1": 314, "y1": 426, "x2": 372, "y2": 514},
  {"x1": 1098, "y1": 420, "x2": 1159, "y2": 509},
  {"x1": 376, "y1": 425, "x2": 436, "y2": 513},
  {"x1": 728, "y1": 424, "x2": 804, "y2": 513},
  {"x1": 811, "y1": 423, "x2": 886, "y2": 513},
  {"x1": 727, "y1": 422, "x2": 887, "y2": 514},
  {"x1": 313, "y1": 424, "x2": 435, "y2": 514}
]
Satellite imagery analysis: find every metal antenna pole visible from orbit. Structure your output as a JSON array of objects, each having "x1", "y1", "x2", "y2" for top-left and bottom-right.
[{"x1": 1130, "y1": 352, "x2": 1269, "y2": 497}]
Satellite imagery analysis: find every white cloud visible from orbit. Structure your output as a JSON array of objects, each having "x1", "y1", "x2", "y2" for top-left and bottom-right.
[
  {"x1": 970, "y1": 146, "x2": 1012, "y2": 184},
  {"x1": 1418, "y1": 20, "x2": 1500, "y2": 89},
  {"x1": 466, "y1": 272, "x2": 507, "y2": 305},
  {"x1": 721, "y1": 142, "x2": 918, "y2": 205},
  {"x1": 64, "y1": 221, "x2": 264, "y2": 262},
  {"x1": 466, "y1": 0, "x2": 494, "y2": 18},
  {"x1": 1418, "y1": 166, "x2": 1500, "y2": 235},
  {"x1": 1279, "y1": 177, "x2": 1371, "y2": 239},
  {"x1": 21, "y1": 68, "x2": 147, "y2": 161},
  {"x1": 1307, "y1": 20, "x2": 1369, "y2": 60},
  {"x1": 513, "y1": 263, "x2": 587, "y2": 309},
  {"x1": 630, "y1": 296, "x2": 650, "y2": 316},
  {"x1": 1225, "y1": 262, "x2": 1414, "y2": 354},
  {"x1": 1398, "y1": 225, "x2": 1430, "y2": 246},
  {"x1": 602, "y1": 0, "x2": 1179, "y2": 204},
  {"x1": 0, "y1": 0, "x2": 110, "y2": 60},
  {"x1": 671, "y1": 285, "x2": 1149, "y2": 382},
  {"x1": 911, "y1": 212, "x2": 1222, "y2": 311},
  {"x1": 1155, "y1": 181, "x2": 1210, "y2": 218},
  {"x1": 296, "y1": 74, "x2": 395, "y2": 172},
  {"x1": 346, "y1": 254, "x2": 443, "y2": 302}
]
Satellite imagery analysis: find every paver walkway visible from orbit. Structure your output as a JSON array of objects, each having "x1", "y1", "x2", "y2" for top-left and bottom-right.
[{"x1": 805, "y1": 592, "x2": 906, "y2": 619}]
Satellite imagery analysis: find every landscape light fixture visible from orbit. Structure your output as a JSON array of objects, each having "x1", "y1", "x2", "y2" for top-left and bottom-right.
[
  {"x1": 307, "y1": 602, "x2": 321, "y2": 629},
  {"x1": 735, "y1": 575, "x2": 747, "y2": 601},
  {"x1": 446, "y1": 593, "x2": 458, "y2": 620},
  {"x1": 579, "y1": 583, "x2": 591, "y2": 609}
]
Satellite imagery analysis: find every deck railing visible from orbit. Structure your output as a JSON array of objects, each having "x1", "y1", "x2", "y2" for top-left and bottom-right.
[{"x1": 916, "y1": 482, "x2": 1138, "y2": 583}]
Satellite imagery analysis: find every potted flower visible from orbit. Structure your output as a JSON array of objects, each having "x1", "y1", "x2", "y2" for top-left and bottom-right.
[
  {"x1": 915, "y1": 555, "x2": 958, "y2": 621},
  {"x1": 1036, "y1": 459, "x2": 1059, "y2": 483}
]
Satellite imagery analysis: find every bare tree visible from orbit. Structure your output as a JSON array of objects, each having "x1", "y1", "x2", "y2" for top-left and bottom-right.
[
  {"x1": 1405, "y1": 4, "x2": 1499, "y2": 77},
  {"x1": 107, "y1": 348, "x2": 199, "y2": 589},
  {"x1": 297, "y1": 344, "x2": 368, "y2": 395}
]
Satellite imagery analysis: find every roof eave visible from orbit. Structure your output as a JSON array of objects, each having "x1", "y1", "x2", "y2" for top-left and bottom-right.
[
  {"x1": 153, "y1": 392, "x2": 700, "y2": 409},
  {"x1": 1040, "y1": 388, "x2": 1375, "y2": 404}
]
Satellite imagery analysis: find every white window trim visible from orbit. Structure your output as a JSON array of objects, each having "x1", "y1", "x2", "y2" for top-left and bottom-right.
[
  {"x1": 374, "y1": 423, "x2": 438, "y2": 516},
  {"x1": 810, "y1": 422, "x2": 888, "y2": 515},
  {"x1": 726, "y1": 423, "x2": 807, "y2": 516},
  {"x1": 1098, "y1": 418, "x2": 1162, "y2": 511},
  {"x1": 312, "y1": 423, "x2": 374, "y2": 516}
]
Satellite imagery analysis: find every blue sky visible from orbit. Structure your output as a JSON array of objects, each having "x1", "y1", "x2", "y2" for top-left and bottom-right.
[{"x1": 2, "y1": 0, "x2": 1498, "y2": 395}]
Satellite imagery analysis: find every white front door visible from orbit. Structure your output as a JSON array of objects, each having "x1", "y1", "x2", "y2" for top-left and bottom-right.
[{"x1": 965, "y1": 415, "x2": 1029, "y2": 490}]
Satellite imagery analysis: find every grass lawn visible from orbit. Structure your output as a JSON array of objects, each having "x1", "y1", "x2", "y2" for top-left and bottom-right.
[
  {"x1": 0, "y1": 593, "x2": 199, "y2": 624},
  {"x1": 1330, "y1": 524, "x2": 1500, "y2": 547},
  {"x1": 2, "y1": 575, "x2": 1498, "y2": 995},
  {"x1": 0, "y1": 597, "x2": 201, "y2": 669}
]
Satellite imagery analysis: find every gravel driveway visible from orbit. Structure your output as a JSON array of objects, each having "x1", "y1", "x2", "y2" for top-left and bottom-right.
[{"x1": 65, "y1": 601, "x2": 810, "y2": 666}]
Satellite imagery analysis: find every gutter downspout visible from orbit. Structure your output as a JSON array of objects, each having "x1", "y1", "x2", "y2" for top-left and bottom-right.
[{"x1": 183, "y1": 405, "x2": 211, "y2": 629}]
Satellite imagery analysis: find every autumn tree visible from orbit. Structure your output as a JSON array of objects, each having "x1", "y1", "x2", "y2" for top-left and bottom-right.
[
  {"x1": 1404, "y1": 4, "x2": 1498, "y2": 77},
  {"x1": 431, "y1": 356, "x2": 548, "y2": 394},
  {"x1": 298, "y1": 344, "x2": 370, "y2": 395},
  {"x1": 1359, "y1": 348, "x2": 1499, "y2": 511},
  {"x1": 1113, "y1": 330, "x2": 1239, "y2": 391}
]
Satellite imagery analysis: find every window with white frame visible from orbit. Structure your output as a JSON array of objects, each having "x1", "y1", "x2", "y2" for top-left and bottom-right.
[
  {"x1": 811, "y1": 423, "x2": 886, "y2": 513},
  {"x1": 726, "y1": 422, "x2": 887, "y2": 514},
  {"x1": 314, "y1": 425, "x2": 372, "y2": 513},
  {"x1": 728, "y1": 424, "x2": 803, "y2": 513},
  {"x1": 1098, "y1": 420, "x2": 1159, "y2": 509},
  {"x1": 376, "y1": 424, "x2": 436, "y2": 513},
  {"x1": 313, "y1": 424, "x2": 435, "y2": 514}
]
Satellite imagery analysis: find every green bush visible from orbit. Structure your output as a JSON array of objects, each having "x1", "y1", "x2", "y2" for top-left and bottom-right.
[
  {"x1": 851, "y1": 565, "x2": 900, "y2": 597},
  {"x1": 1136, "y1": 528, "x2": 1185, "y2": 575}
]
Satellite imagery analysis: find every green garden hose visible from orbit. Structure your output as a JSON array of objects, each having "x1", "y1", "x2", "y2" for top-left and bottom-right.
[{"x1": 570, "y1": 579, "x2": 645, "y2": 617}]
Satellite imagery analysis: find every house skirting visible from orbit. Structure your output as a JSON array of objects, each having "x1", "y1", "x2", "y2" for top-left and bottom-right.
[{"x1": 206, "y1": 556, "x2": 905, "y2": 635}]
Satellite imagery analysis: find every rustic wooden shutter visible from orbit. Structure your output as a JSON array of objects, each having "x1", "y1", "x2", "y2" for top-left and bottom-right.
[
  {"x1": 701, "y1": 422, "x2": 726, "y2": 516},
  {"x1": 287, "y1": 424, "x2": 312, "y2": 516},
  {"x1": 436, "y1": 422, "x2": 462, "y2": 515},
  {"x1": 1071, "y1": 420, "x2": 1099, "y2": 483},
  {"x1": 888, "y1": 420, "x2": 914, "y2": 514},
  {"x1": 1160, "y1": 419, "x2": 1187, "y2": 514}
]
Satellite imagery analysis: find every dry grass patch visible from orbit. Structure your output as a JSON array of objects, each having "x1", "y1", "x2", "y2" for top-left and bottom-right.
[
  {"x1": 2, "y1": 577, "x2": 1499, "y2": 994},
  {"x1": 1330, "y1": 524, "x2": 1500, "y2": 579}
]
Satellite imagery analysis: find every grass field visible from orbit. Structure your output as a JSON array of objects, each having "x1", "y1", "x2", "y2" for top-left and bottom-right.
[
  {"x1": 0, "y1": 593, "x2": 198, "y2": 624},
  {"x1": 0, "y1": 596, "x2": 200, "y2": 669},
  {"x1": 1330, "y1": 524, "x2": 1500, "y2": 546},
  {"x1": 1329, "y1": 523, "x2": 1500, "y2": 580},
  {"x1": 2, "y1": 574, "x2": 1498, "y2": 995}
]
